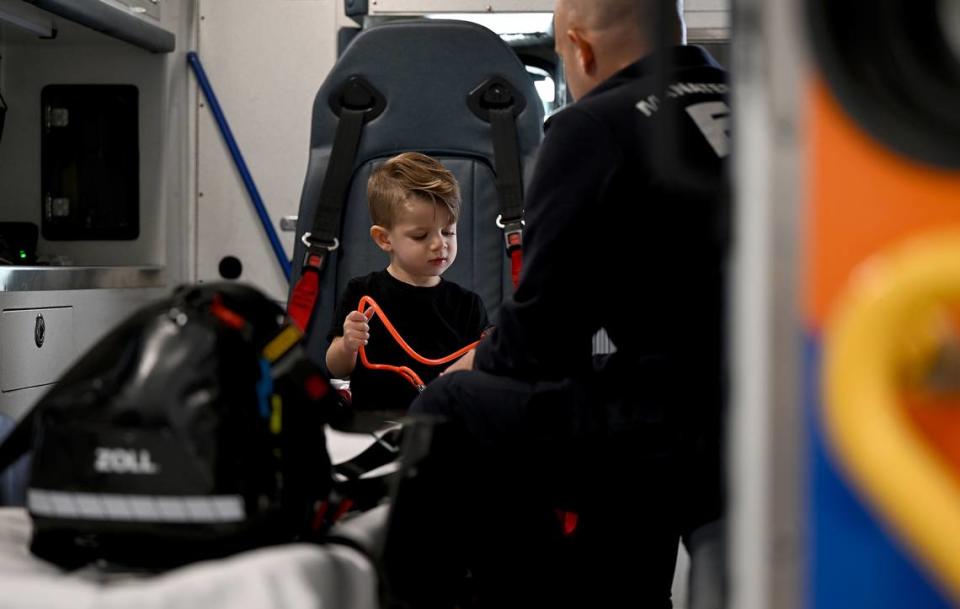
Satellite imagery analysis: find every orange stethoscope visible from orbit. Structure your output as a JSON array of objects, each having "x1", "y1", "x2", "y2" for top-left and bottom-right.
[{"x1": 356, "y1": 295, "x2": 479, "y2": 391}]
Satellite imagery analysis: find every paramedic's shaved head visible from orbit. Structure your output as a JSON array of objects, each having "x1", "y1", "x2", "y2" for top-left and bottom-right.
[{"x1": 555, "y1": 0, "x2": 685, "y2": 100}]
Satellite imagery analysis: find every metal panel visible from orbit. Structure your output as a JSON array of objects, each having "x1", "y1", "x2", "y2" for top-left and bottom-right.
[
  {"x1": 686, "y1": 10, "x2": 730, "y2": 41},
  {"x1": 196, "y1": 0, "x2": 338, "y2": 301},
  {"x1": 0, "y1": 0, "x2": 55, "y2": 37},
  {"x1": 729, "y1": 0, "x2": 805, "y2": 607},
  {"x1": 367, "y1": 0, "x2": 554, "y2": 13},
  {"x1": 686, "y1": 0, "x2": 729, "y2": 11},
  {"x1": 26, "y1": 0, "x2": 174, "y2": 52},
  {"x1": 120, "y1": 0, "x2": 161, "y2": 22},
  {"x1": 0, "y1": 266, "x2": 165, "y2": 292},
  {"x1": 687, "y1": 0, "x2": 731, "y2": 41},
  {"x1": 364, "y1": 0, "x2": 731, "y2": 33},
  {"x1": 0, "y1": 306, "x2": 76, "y2": 391}
]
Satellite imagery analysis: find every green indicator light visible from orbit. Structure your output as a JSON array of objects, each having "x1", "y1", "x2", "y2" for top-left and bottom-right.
[{"x1": 18, "y1": 250, "x2": 27, "y2": 259}]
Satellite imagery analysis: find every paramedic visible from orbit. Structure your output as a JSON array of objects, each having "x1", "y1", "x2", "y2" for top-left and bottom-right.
[{"x1": 385, "y1": 0, "x2": 729, "y2": 606}]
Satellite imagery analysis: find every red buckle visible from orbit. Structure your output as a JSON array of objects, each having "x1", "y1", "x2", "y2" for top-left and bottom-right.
[
  {"x1": 554, "y1": 509, "x2": 579, "y2": 536},
  {"x1": 505, "y1": 229, "x2": 522, "y2": 251},
  {"x1": 510, "y1": 248, "x2": 522, "y2": 290},
  {"x1": 311, "y1": 496, "x2": 355, "y2": 532},
  {"x1": 287, "y1": 269, "x2": 319, "y2": 331},
  {"x1": 496, "y1": 216, "x2": 524, "y2": 254}
]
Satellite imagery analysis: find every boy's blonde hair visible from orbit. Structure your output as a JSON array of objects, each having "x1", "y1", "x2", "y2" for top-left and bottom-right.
[{"x1": 368, "y1": 152, "x2": 461, "y2": 228}]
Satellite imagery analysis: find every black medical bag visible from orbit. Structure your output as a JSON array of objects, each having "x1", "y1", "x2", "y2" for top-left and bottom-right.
[{"x1": 3, "y1": 283, "x2": 341, "y2": 569}]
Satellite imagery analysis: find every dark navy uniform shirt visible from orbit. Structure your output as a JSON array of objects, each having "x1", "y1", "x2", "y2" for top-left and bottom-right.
[{"x1": 475, "y1": 46, "x2": 729, "y2": 434}]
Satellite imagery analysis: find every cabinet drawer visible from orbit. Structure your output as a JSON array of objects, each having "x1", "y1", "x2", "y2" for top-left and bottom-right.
[{"x1": 0, "y1": 307, "x2": 76, "y2": 392}]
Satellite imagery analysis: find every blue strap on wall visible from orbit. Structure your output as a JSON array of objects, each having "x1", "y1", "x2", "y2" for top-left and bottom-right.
[{"x1": 187, "y1": 51, "x2": 292, "y2": 282}]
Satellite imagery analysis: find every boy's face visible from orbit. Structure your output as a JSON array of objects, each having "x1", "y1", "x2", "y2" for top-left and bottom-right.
[{"x1": 371, "y1": 196, "x2": 458, "y2": 287}]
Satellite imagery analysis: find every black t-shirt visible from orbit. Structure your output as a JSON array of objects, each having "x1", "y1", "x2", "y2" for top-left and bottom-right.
[
  {"x1": 329, "y1": 270, "x2": 489, "y2": 412},
  {"x1": 475, "y1": 46, "x2": 729, "y2": 429}
]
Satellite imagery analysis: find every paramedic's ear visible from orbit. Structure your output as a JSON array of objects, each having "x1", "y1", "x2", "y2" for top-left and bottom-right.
[
  {"x1": 568, "y1": 29, "x2": 595, "y2": 77},
  {"x1": 371, "y1": 225, "x2": 392, "y2": 252}
]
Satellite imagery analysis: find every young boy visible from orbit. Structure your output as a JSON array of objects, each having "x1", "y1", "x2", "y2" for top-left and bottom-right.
[{"x1": 325, "y1": 152, "x2": 489, "y2": 413}]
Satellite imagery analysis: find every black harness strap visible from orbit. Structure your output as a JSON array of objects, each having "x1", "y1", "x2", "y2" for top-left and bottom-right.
[
  {"x1": 489, "y1": 105, "x2": 525, "y2": 226},
  {"x1": 311, "y1": 110, "x2": 366, "y2": 248},
  {"x1": 468, "y1": 77, "x2": 527, "y2": 288},
  {"x1": 289, "y1": 77, "x2": 384, "y2": 332}
]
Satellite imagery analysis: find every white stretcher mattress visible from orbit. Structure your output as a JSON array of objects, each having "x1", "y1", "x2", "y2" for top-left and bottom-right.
[{"x1": 0, "y1": 507, "x2": 379, "y2": 609}]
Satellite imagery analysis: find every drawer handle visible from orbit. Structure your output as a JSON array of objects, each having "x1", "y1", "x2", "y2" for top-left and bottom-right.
[{"x1": 35, "y1": 314, "x2": 45, "y2": 348}]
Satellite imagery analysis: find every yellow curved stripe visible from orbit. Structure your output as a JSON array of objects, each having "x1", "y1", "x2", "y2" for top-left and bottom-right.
[{"x1": 824, "y1": 230, "x2": 960, "y2": 603}]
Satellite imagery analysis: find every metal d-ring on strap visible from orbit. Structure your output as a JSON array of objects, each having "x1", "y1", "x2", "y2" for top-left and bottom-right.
[{"x1": 300, "y1": 233, "x2": 340, "y2": 251}]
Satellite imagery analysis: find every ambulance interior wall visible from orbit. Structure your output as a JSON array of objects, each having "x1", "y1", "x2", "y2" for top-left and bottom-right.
[{"x1": 193, "y1": 0, "x2": 345, "y2": 302}]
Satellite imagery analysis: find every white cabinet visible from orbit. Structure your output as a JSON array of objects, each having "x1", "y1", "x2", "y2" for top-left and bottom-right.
[
  {"x1": 0, "y1": 306, "x2": 76, "y2": 392},
  {"x1": 0, "y1": 267, "x2": 167, "y2": 421}
]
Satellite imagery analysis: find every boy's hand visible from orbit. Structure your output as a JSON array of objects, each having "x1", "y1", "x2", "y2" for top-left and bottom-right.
[{"x1": 341, "y1": 311, "x2": 370, "y2": 354}]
